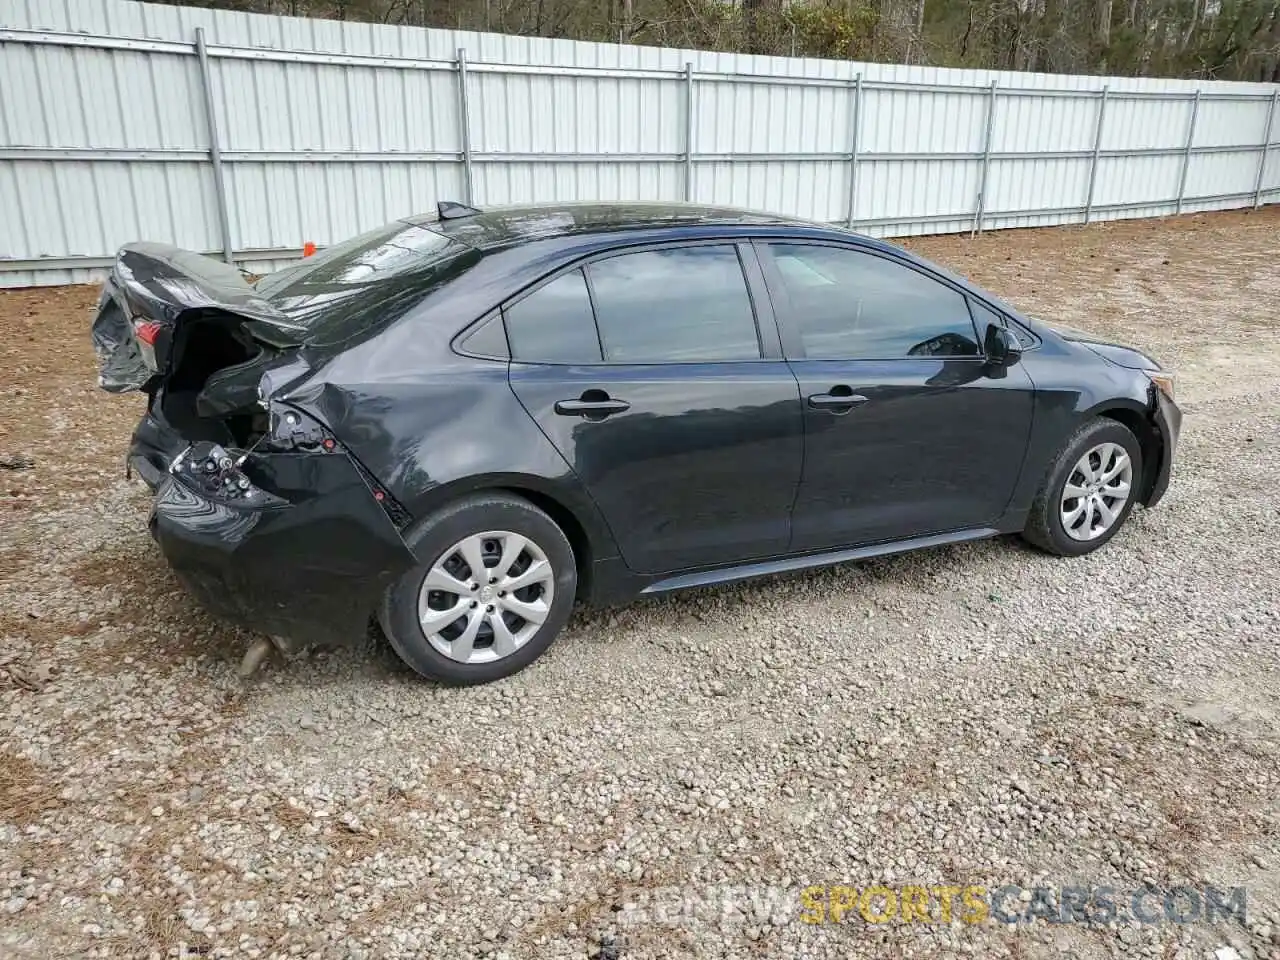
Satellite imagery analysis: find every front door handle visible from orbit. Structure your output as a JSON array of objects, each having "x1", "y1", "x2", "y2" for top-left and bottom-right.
[
  {"x1": 807, "y1": 386, "x2": 869, "y2": 411},
  {"x1": 554, "y1": 391, "x2": 631, "y2": 419}
]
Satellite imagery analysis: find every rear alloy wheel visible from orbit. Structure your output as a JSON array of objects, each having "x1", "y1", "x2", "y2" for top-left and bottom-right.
[
  {"x1": 418, "y1": 531, "x2": 555, "y2": 665},
  {"x1": 380, "y1": 494, "x2": 576, "y2": 684},
  {"x1": 1022, "y1": 417, "x2": 1144, "y2": 557}
]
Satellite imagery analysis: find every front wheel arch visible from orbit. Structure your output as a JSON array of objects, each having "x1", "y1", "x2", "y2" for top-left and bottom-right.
[
  {"x1": 1022, "y1": 415, "x2": 1145, "y2": 556},
  {"x1": 1091, "y1": 404, "x2": 1163, "y2": 505}
]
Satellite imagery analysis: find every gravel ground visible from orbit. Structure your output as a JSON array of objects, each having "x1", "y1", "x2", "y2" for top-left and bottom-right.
[{"x1": 1, "y1": 209, "x2": 1278, "y2": 960}]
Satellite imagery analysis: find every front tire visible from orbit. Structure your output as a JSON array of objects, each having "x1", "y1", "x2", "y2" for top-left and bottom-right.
[
  {"x1": 379, "y1": 493, "x2": 577, "y2": 684},
  {"x1": 1022, "y1": 417, "x2": 1143, "y2": 557}
]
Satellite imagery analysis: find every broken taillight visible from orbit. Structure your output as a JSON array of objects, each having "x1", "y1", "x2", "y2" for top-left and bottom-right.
[
  {"x1": 130, "y1": 317, "x2": 167, "y2": 373},
  {"x1": 135, "y1": 321, "x2": 164, "y2": 346},
  {"x1": 259, "y1": 404, "x2": 336, "y2": 454},
  {"x1": 169, "y1": 443, "x2": 285, "y2": 507}
]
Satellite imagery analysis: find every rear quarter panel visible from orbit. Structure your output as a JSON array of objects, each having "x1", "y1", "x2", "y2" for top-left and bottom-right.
[{"x1": 281, "y1": 327, "x2": 619, "y2": 566}]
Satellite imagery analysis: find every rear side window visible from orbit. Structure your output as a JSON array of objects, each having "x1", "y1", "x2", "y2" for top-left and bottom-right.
[
  {"x1": 586, "y1": 245, "x2": 761, "y2": 363},
  {"x1": 505, "y1": 269, "x2": 602, "y2": 363},
  {"x1": 767, "y1": 244, "x2": 980, "y2": 360}
]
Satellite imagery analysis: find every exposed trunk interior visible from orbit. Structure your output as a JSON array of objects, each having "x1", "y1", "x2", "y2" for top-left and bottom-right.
[{"x1": 158, "y1": 313, "x2": 272, "y2": 448}]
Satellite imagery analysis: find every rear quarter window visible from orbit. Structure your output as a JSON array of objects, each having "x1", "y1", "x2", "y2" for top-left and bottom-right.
[{"x1": 504, "y1": 269, "x2": 602, "y2": 364}]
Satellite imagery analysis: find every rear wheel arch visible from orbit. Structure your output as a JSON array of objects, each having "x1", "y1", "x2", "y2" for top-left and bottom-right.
[
  {"x1": 381, "y1": 491, "x2": 578, "y2": 684},
  {"x1": 491, "y1": 486, "x2": 595, "y2": 601},
  {"x1": 404, "y1": 477, "x2": 606, "y2": 602}
]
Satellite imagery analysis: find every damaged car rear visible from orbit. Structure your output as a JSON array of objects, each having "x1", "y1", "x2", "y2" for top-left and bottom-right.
[{"x1": 93, "y1": 219, "x2": 480, "y2": 673}]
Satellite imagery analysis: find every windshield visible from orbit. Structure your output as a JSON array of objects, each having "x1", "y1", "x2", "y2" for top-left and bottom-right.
[{"x1": 253, "y1": 221, "x2": 479, "y2": 347}]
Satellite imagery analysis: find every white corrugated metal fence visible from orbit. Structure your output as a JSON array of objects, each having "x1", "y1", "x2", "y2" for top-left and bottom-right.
[{"x1": 1, "y1": 0, "x2": 1277, "y2": 287}]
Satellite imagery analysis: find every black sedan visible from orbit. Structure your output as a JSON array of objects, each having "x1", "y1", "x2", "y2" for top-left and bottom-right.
[{"x1": 92, "y1": 202, "x2": 1181, "y2": 684}]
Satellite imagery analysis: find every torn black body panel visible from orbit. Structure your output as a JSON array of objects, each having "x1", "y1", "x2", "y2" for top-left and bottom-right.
[
  {"x1": 1146, "y1": 388, "x2": 1181, "y2": 508},
  {"x1": 92, "y1": 244, "x2": 307, "y2": 394},
  {"x1": 149, "y1": 443, "x2": 417, "y2": 648},
  {"x1": 129, "y1": 403, "x2": 187, "y2": 489}
]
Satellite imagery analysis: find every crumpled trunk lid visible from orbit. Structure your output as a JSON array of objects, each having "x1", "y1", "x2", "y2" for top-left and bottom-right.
[{"x1": 92, "y1": 243, "x2": 307, "y2": 394}]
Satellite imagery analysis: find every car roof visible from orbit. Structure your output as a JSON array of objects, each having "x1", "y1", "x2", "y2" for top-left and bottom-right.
[{"x1": 403, "y1": 201, "x2": 820, "y2": 251}]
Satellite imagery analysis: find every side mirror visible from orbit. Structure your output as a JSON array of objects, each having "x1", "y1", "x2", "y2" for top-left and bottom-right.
[{"x1": 984, "y1": 324, "x2": 1023, "y2": 368}]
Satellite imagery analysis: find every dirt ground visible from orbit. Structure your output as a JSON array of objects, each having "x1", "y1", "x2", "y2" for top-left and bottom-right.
[{"x1": 1, "y1": 208, "x2": 1279, "y2": 960}]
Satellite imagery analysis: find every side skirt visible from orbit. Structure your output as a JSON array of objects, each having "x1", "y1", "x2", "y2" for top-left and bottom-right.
[{"x1": 639, "y1": 527, "x2": 1002, "y2": 595}]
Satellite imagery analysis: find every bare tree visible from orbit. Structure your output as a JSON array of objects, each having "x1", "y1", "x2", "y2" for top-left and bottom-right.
[
  {"x1": 154, "y1": 0, "x2": 1280, "y2": 81},
  {"x1": 1095, "y1": 0, "x2": 1114, "y2": 67}
]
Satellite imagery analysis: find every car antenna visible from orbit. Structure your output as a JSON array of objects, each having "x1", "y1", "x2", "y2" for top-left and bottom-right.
[{"x1": 437, "y1": 200, "x2": 482, "y2": 220}]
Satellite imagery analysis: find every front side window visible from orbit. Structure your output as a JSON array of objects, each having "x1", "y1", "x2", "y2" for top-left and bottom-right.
[
  {"x1": 505, "y1": 269, "x2": 602, "y2": 363},
  {"x1": 586, "y1": 245, "x2": 761, "y2": 363},
  {"x1": 767, "y1": 244, "x2": 980, "y2": 360}
]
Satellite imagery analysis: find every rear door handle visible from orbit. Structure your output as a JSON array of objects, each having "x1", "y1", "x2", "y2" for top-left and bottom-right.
[
  {"x1": 554, "y1": 393, "x2": 631, "y2": 419},
  {"x1": 807, "y1": 387, "x2": 869, "y2": 410}
]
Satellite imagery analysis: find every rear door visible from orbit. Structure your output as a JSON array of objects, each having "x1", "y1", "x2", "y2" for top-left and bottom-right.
[
  {"x1": 505, "y1": 241, "x2": 803, "y2": 575},
  {"x1": 758, "y1": 240, "x2": 1035, "y2": 552}
]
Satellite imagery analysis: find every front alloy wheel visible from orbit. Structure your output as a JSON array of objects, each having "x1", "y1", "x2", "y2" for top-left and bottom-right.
[
  {"x1": 1059, "y1": 441, "x2": 1133, "y2": 542},
  {"x1": 1022, "y1": 417, "x2": 1144, "y2": 557}
]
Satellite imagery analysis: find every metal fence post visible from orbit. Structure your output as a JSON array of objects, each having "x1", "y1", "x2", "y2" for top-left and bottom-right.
[
  {"x1": 1084, "y1": 86, "x2": 1109, "y2": 225},
  {"x1": 455, "y1": 48, "x2": 474, "y2": 205},
  {"x1": 973, "y1": 79, "x2": 998, "y2": 237},
  {"x1": 845, "y1": 72, "x2": 862, "y2": 228},
  {"x1": 1253, "y1": 88, "x2": 1278, "y2": 209},
  {"x1": 194, "y1": 27, "x2": 234, "y2": 264},
  {"x1": 1175, "y1": 88, "x2": 1200, "y2": 215},
  {"x1": 683, "y1": 63, "x2": 695, "y2": 202}
]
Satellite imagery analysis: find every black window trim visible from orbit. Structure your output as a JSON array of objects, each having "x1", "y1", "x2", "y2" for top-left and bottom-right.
[
  {"x1": 753, "y1": 237, "x2": 989, "y2": 363},
  {"x1": 498, "y1": 238, "x2": 785, "y2": 367},
  {"x1": 451, "y1": 233, "x2": 1036, "y2": 362},
  {"x1": 966, "y1": 295, "x2": 1043, "y2": 352},
  {"x1": 578, "y1": 265, "x2": 610, "y2": 362},
  {"x1": 1011, "y1": 319, "x2": 1042, "y2": 350}
]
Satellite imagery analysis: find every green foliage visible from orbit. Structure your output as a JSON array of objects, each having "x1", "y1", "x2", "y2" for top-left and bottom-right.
[
  {"x1": 788, "y1": 3, "x2": 879, "y2": 59},
  {"x1": 152, "y1": 0, "x2": 1280, "y2": 81}
]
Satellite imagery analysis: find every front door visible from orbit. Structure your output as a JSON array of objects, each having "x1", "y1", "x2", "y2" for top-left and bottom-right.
[
  {"x1": 505, "y1": 243, "x2": 803, "y2": 574},
  {"x1": 757, "y1": 241, "x2": 1035, "y2": 552}
]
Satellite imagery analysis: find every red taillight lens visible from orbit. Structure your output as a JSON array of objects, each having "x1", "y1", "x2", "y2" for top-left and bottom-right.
[{"x1": 135, "y1": 321, "x2": 164, "y2": 345}]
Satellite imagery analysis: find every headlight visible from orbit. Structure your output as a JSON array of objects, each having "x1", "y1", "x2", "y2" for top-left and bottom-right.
[{"x1": 1146, "y1": 372, "x2": 1175, "y2": 402}]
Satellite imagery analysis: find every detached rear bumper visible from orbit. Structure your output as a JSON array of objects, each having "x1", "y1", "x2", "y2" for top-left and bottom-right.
[
  {"x1": 146, "y1": 438, "x2": 416, "y2": 649},
  {"x1": 1145, "y1": 389, "x2": 1181, "y2": 508}
]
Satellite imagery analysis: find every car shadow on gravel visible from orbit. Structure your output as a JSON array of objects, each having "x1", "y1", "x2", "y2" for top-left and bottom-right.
[
  {"x1": 69, "y1": 524, "x2": 1111, "y2": 693},
  {"x1": 193, "y1": 536, "x2": 1011, "y2": 694}
]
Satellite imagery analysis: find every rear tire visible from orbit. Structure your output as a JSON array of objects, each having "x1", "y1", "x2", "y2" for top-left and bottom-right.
[
  {"x1": 379, "y1": 493, "x2": 576, "y2": 684},
  {"x1": 1022, "y1": 417, "x2": 1143, "y2": 557}
]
